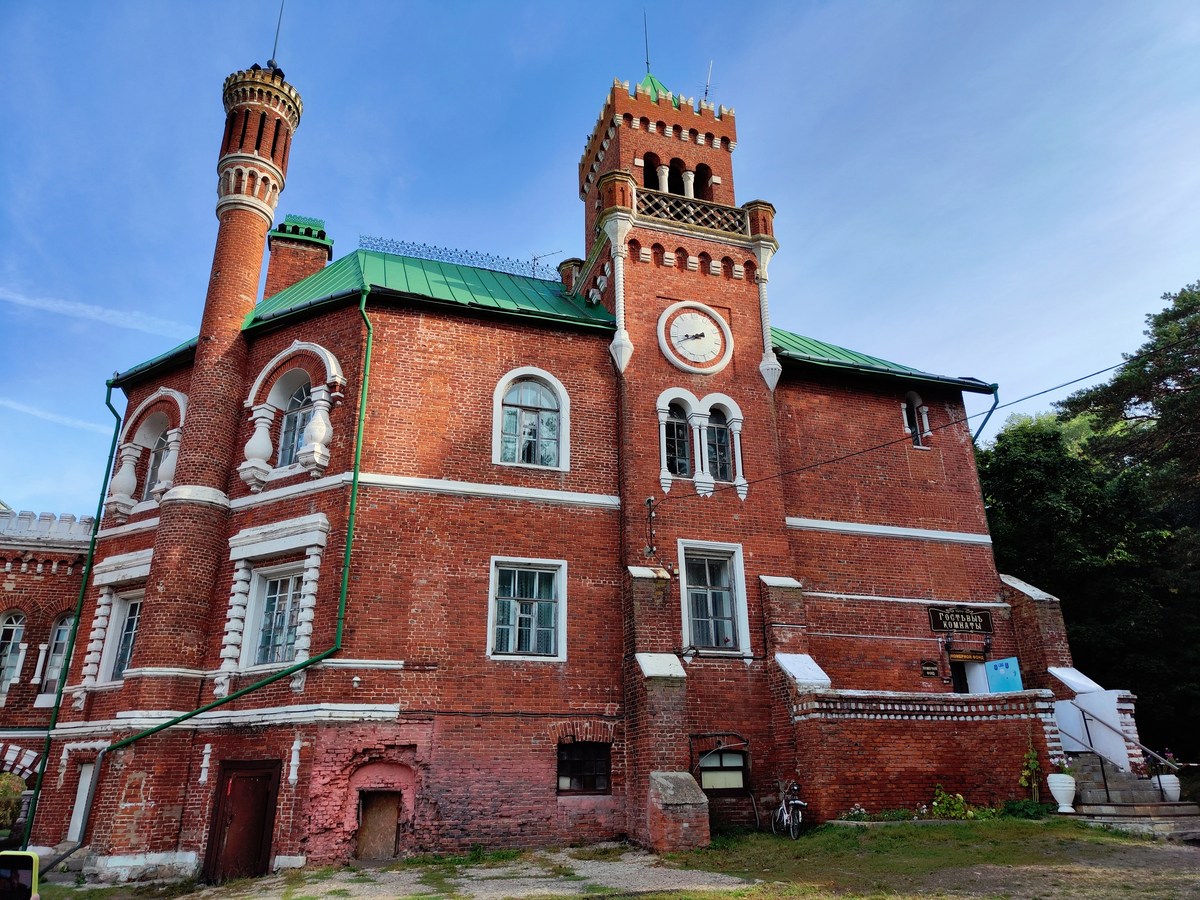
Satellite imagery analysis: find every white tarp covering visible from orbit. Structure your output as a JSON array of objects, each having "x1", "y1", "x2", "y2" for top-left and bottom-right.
[
  {"x1": 1048, "y1": 666, "x2": 1105, "y2": 694},
  {"x1": 776, "y1": 653, "x2": 833, "y2": 689}
]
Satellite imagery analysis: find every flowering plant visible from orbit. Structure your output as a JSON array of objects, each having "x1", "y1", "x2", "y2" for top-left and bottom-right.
[
  {"x1": 1048, "y1": 755, "x2": 1075, "y2": 776},
  {"x1": 841, "y1": 803, "x2": 869, "y2": 821},
  {"x1": 1162, "y1": 748, "x2": 1181, "y2": 768}
]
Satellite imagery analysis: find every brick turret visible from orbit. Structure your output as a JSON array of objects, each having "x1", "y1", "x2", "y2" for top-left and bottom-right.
[
  {"x1": 264, "y1": 214, "x2": 333, "y2": 298},
  {"x1": 131, "y1": 65, "x2": 303, "y2": 699}
]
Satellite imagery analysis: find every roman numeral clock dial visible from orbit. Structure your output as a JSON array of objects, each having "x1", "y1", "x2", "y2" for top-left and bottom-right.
[{"x1": 657, "y1": 301, "x2": 735, "y2": 374}]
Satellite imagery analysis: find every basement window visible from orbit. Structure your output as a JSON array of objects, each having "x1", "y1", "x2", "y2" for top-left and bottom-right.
[
  {"x1": 557, "y1": 742, "x2": 611, "y2": 794},
  {"x1": 698, "y1": 750, "x2": 747, "y2": 793}
]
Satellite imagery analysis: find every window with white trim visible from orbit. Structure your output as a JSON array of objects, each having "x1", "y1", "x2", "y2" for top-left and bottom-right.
[
  {"x1": 39, "y1": 615, "x2": 74, "y2": 696},
  {"x1": 656, "y1": 390, "x2": 748, "y2": 499},
  {"x1": 278, "y1": 381, "x2": 313, "y2": 466},
  {"x1": 903, "y1": 391, "x2": 931, "y2": 447},
  {"x1": 677, "y1": 540, "x2": 752, "y2": 655},
  {"x1": 98, "y1": 592, "x2": 142, "y2": 682},
  {"x1": 706, "y1": 409, "x2": 733, "y2": 482},
  {"x1": 141, "y1": 431, "x2": 168, "y2": 501},
  {"x1": 487, "y1": 557, "x2": 568, "y2": 661},
  {"x1": 240, "y1": 564, "x2": 306, "y2": 669},
  {"x1": 492, "y1": 368, "x2": 571, "y2": 471},
  {"x1": 665, "y1": 403, "x2": 692, "y2": 477},
  {"x1": 0, "y1": 613, "x2": 25, "y2": 696}
]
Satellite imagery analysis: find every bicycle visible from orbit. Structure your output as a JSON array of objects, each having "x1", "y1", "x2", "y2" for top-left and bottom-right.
[{"x1": 771, "y1": 780, "x2": 807, "y2": 839}]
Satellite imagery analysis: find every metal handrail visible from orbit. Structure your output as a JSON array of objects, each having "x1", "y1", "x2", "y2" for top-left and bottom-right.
[{"x1": 1067, "y1": 700, "x2": 1180, "y2": 772}]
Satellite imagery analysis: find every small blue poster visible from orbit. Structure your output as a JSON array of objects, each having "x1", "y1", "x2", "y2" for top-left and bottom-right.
[{"x1": 985, "y1": 656, "x2": 1023, "y2": 693}]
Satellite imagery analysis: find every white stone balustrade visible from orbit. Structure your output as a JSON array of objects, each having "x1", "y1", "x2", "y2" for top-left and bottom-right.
[
  {"x1": 104, "y1": 444, "x2": 142, "y2": 523},
  {"x1": 237, "y1": 406, "x2": 276, "y2": 493}
]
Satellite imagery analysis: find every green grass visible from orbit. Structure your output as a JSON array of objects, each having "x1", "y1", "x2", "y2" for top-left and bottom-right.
[
  {"x1": 672, "y1": 818, "x2": 1152, "y2": 894},
  {"x1": 41, "y1": 878, "x2": 201, "y2": 900},
  {"x1": 567, "y1": 845, "x2": 631, "y2": 862}
]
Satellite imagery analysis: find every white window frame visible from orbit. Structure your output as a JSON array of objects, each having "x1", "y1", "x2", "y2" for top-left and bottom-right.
[
  {"x1": 677, "y1": 539, "x2": 752, "y2": 657},
  {"x1": 491, "y1": 367, "x2": 571, "y2": 472},
  {"x1": 239, "y1": 561, "x2": 307, "y2": 672},
  {"x1": 656, "y1": 389, "x2": 747, "y2": 499},
  {"x1": 485, "y1": 556, "x2": 568, "y2": 662},
  {"x1": 35, "y1": 614, "x2": 75, "y2": 703},
  {"x1": 97, "y1": 590, "x2": 144, "y2": 683}
]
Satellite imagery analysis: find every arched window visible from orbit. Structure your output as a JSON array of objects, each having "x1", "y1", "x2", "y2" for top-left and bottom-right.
[
  {"x1": 278, "y1": 381, "x2": 313, "y2": 467},
  {"x1": 666, "y1": 403, "x2": 692, "y2": 477},
  {"x1": 694, "y1": 164, "x2": 713, "y2": 201},
  {"x1": 41, "y1": 615, "x2": 74, "y2": 696},
  {"x1": 141, "y1": 431, "x2": 169, "y2": 501},
  {"x1": 643, "y1": 153, "x2": 662, "y2": 190},
  {"x1": 903, "y1": 391, "x2": 930, "y2": 447},
  {"x1": 501, "y1": 380, "x2": 561, "y2": 467},
  {"x1": 668, "y1": 158, "x2": 686, "y2": 196},
  {"x1": 0, "y1": 613, "x2": 25, "y2": 694},
  {"x1": 706, "y1": 409, "x2": 733, "y2": 482}
]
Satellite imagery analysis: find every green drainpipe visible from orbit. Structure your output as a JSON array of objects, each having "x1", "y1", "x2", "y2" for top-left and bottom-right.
[{"x1": 29, "y1": 287, "x2": 374, "y2": 872}]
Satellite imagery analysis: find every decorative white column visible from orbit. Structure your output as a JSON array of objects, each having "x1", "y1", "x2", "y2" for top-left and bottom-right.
[
  {"x1": 104, "y1": 443, "x2": 142, "y2": 523},
  {"x1": 150, "y1": 427, "x2": 183, "y2": 502},
  {"x1": 602, "y1": 211, "x2": 634, "y2": 373},
  {"x1": 199, "y1": 743, "x2": 212, "y2": 783},
  {"x1": 289, "y1": 542, "x2": 324, "y2": 693},
  {"x1": 682, "y1": 170, "x2": 695, "y2": 199},
  {"x1": 691, "y1": 414, "x2": 714, "y2": 498},
  {"x1": 753, "y1": 240, "x2": 783, "y2": 391},
  {"x1": 918, "y1": 405, "x2": 932, "y2": 440},
  {"x1": 29, "y1": 644, "x2": 48, "y2": 687},
  {"x1": 657, "y1": 406, "x2": 673, "y2": 494},
  {"x1": 297, "y1": 385, "x2": 333, "y2": 477},
  {"x1": 214, "y1": 560, "x2": 253, "y2": 698},
  {"x1": 729, "y1": 418, "x2": 748, "y2": 500},
  {"x1": 76, "y1": 587, "x2": 114, "y2": 709},
  {"x1": 237, "y1": 405, "x2": 276, "y2": 493},
  {"x1": 288, "y1": 737, "x2": 302, "y2": 786},
  {"x1": 656, "y1": 164, "x2": 670, "y2": 192}
]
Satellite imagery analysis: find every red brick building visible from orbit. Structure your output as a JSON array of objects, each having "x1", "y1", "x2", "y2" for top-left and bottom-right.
[{"x1": 1, "y1": 64, "x2": 1122, "y2": 880}]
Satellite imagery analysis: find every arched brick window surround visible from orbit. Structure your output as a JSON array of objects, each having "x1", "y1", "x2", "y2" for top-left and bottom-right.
[
  {"x1": 655, "y1": 389, "x2": 747, "y2": 499},
  {"x1": 105, "y1": 388, "x2": 188, "y2": 520},
  {"x1": 491, "y1": 366, "x2": 571, "y2": 472}
]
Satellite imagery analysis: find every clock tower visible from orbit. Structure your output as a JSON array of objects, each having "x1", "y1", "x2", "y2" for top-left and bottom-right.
[{"x1": 575, "y1": 73, "x2": 797, "y2": 846}]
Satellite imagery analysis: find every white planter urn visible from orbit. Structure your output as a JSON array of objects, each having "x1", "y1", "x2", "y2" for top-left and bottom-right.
[
  {"x1": 1047, "y1": 773, "x2": 1077, "y2": 813},
  {"x1": 1151, "y1": 774, "x2": 1181, "y2": 802}
]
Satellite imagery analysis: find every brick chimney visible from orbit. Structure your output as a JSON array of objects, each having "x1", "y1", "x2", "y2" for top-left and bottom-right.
[{"x1": 264, "y1": 214, "x2": 333, "y2": 298}]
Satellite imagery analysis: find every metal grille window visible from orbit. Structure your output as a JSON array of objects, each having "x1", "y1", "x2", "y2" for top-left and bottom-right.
[
  {"x1": 0, "y1": 613, "x2": 25, "y2": 693},
  {"x1": 698, "y1": 750, "x2": 746, "y2": 791},
  {"x1": 142, "y1": 431, "x2": 169, "y2": 500},
  {"x1": 706, "y1": 409, "x2": 732, "y2": 481},
  {"x1": 500, "y1": 380, "x2": 559, "y2": 467},
  {"x1": 278, "y1": 382, "x2": 314, "y2": 467},
  {"x1": 112, "y1": 601, "x2": 141, "y2": 679},
  {"x1": 41, "y1": 615, "x2": 74, "y2": 695},
  {"x1": 256, "y1": 574, "x2": 304, "y2": 665},
  {"x1": 685, "y1": 554, "x2": 737, "y2": 649},
  {"x1": 665, "y1": 403, "x2": 692, "y2": 477},
  {"x1": 494, "y1": 567, "x2": 557, "y2": 656},
  {"x1": 557, "y1": 741, "x2": 611, "y2": 794}
]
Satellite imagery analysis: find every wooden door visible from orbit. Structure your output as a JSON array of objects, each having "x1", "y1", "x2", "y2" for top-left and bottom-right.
[
  {"x1": 357, "y1": 791, "x2": 401, "y2": 859},
  {"x1": 203, "y1": 761, "x2": 281, "y2": 883}
]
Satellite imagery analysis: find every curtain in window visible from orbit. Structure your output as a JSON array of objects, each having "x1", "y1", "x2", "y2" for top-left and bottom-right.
[{"x1": 494, "y1": 567, "x2": 557, "y2": 655}]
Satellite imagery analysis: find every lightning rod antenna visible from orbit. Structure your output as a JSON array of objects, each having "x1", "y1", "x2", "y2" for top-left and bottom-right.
[
  {"x1": 268, "y1": 0, "x2": 286, "y2": 69},
  {"x1": 644, "y1": 11, "x2": 650, "y2": 75},
  {"x1": 704, "y1": 60, "x2": 713, "y2": 103}
]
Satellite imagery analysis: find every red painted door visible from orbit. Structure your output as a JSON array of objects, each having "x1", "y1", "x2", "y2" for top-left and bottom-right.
[{"x1": 204, "y1": 762, "x2": 281, "y2": 883}]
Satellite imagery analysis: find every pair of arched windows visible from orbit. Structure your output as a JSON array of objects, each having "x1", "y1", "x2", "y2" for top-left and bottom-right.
[
  {"x1": 657, "y1": 390, "x2": 746, "y2": 499},
  {"x1": 493, "y1": 368, "x2": 569, "y2": 471},
  {"x1": 0, "y1": 611, "x2": 73, "y2": 700}
]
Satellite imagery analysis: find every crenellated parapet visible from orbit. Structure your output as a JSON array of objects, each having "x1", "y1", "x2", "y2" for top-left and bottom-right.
[{"x1": 0, "y1": 510, "x2": 93, "y2": 551}]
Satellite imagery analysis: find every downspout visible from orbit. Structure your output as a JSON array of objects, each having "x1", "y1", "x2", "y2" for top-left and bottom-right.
[
  {"x1": 31, "y1": 288, "x2": 374, "y2": 873},
  {"x1": 21, "y1": 384, "x2": 122, "y2": 849},
  {"x1": 971, "y1": 384, "x2": 1000, "y2": 444}
]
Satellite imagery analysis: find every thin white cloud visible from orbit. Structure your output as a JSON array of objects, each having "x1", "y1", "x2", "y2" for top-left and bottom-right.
[
  {"x1": 0, "y1": 286, "x2": 192, "y2": 339},
  {"x1": 0, "y1": 398, "x2": 113, "y2": 435}
]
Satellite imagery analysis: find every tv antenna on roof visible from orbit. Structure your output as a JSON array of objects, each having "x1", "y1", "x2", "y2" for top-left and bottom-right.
[
  {"x1": 267, "y1": 0, "x2": 285, "y2": 69},
  {"x1": 703, "y1": 60, "x2": 713, "y2": 103},
  {"x1": 644, "y1": 10, "x2": 651, "y2": 74},
  {"x1": 531, "y1": 248, "x2": 562, "y2": 280}
]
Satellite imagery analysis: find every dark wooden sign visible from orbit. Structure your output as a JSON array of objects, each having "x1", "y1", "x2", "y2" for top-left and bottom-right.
[
  {"x1": 920, "y1": 659, "x2": 940, "y2": 677},
  {"x1": 928, "y1": 606, "x2": 993, "y2": 634},
  {"x1": 948, "y1": 649, "x2": 986, "y2": 662}
]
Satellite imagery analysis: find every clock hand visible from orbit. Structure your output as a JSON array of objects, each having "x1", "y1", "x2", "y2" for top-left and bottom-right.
[{"x1": 680, "y1": 332, "x2": 707, "y2": 341}]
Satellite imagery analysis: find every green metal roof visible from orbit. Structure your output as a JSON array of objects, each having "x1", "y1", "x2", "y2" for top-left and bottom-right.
[
  {"x1": 771, "y1": 327, "x2": 995, "y2": 394},
  {"x1": 639, "y1": 73, "x2": 679, "y2": 108},
  {"x1": 246, "y1": 249, "x2": 615, "y2": 330},
  {"x1": 110, "y1": 336, "x2": 198, "y2": 388}
]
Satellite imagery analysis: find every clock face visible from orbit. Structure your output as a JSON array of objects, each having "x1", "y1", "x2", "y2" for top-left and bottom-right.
[
  {"x1": 669, "y1": 311, "x2": 723, "y2": 363},
  {"x1": 657, "y1": 301, "x2": 734, "y2": 374}
]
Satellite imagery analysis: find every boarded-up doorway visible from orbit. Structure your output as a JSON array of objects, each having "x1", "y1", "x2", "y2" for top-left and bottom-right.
[
  {"x1": 357, "y1": 791, "x2": 401, "y2": 859},
  {"x1": 203, "y1": 761, "x2": 281, "y2": 883}
]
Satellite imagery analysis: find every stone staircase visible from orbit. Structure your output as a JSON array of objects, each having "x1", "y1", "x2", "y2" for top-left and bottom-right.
[{"x1": 1063, "y1": 752, "x2": 1200, "y2": 842}]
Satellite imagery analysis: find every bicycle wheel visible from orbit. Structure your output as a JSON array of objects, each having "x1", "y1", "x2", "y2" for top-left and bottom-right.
[
  {"x1": 789, "y1": 803, "x2": 802, "y2": 839},
  {"x1": 771, "y1": 805, "x2": 784, "y2": 835}
]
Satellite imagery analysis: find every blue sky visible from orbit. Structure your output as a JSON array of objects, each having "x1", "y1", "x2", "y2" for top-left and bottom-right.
[{"x1": 3, "y1": 1, "x2": 1200, "y2": 516}]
